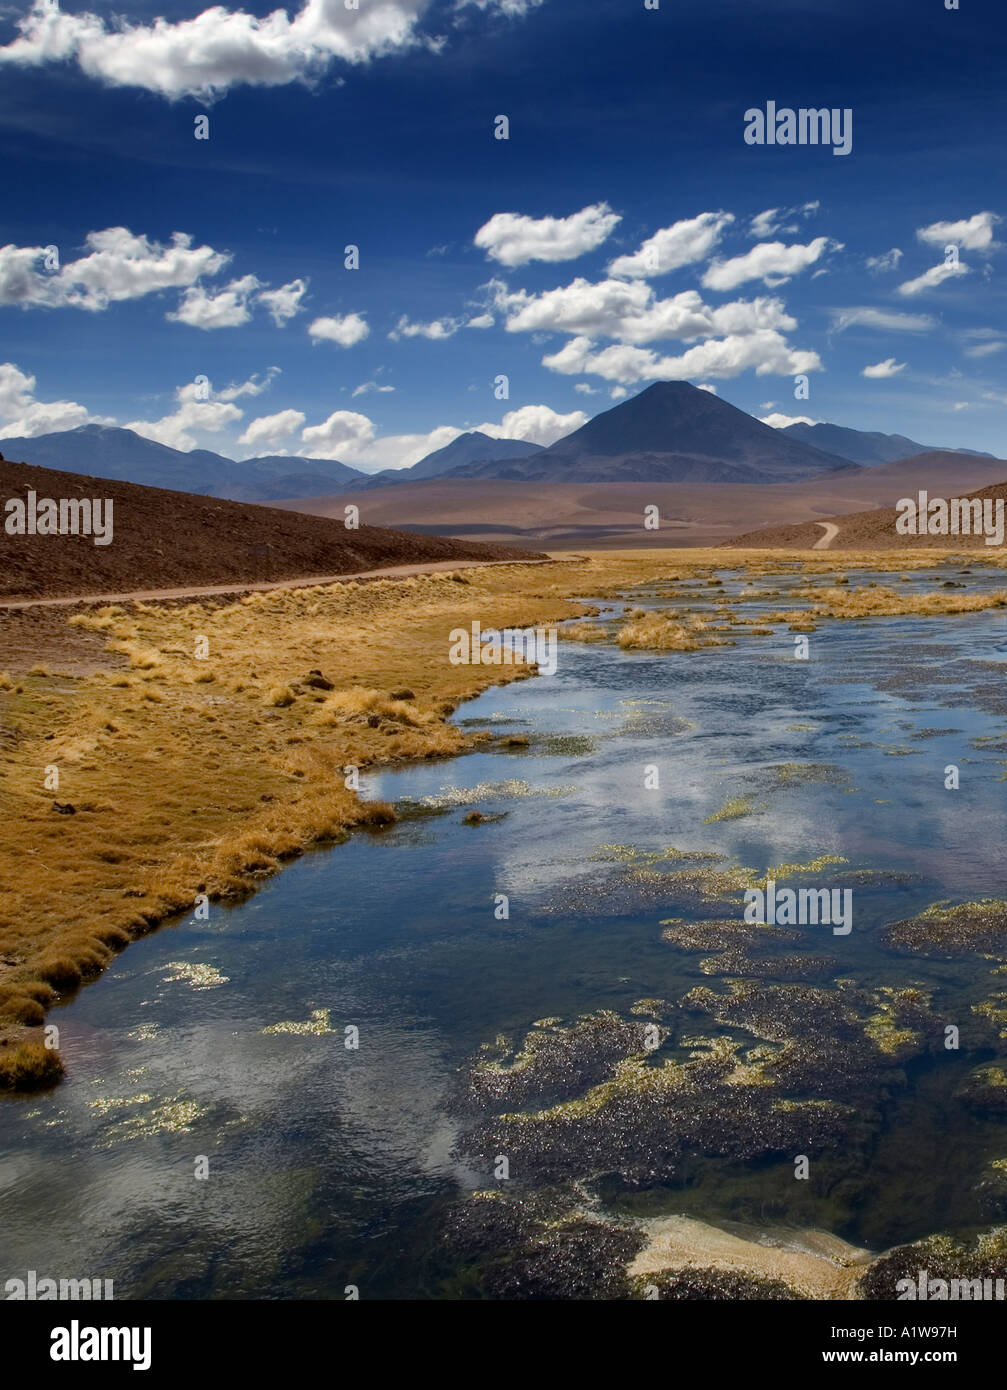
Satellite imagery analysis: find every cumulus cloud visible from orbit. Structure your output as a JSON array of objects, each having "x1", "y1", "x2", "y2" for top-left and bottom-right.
[
  {"x1": 830, "y1": 306, "x2": 936, "y2": 333},
  {"x1": 168, "y1": 273, "x2": 262, "y2": 329},
  {"x1": 125, "y1": 398, "x2": 242, "y2": 450},
  {"x1": 0, "y1": 0, "x2": 438, "y2": 100},
  {"x1": 896, "y1": 260, "x2": 969, "y2": 296},
  {"x1": 388, "y1": 315, "x2": 460, "y2": 341},
  {"x1": 760, "y1": 412, "x2": 815, "y2": 428},
  {"x1": 701, "y1": 237, "x2": 839, "y2": 291},
  {"x1": 237, "y1": 408, "x2": 306, "y2": 450},
  {"x1": 257, "y1": 278, "x2": 308, "y2": 325},
  {"x1": 540, "y1": 331, "x2": 821, "y2": 385},
  {"x1": 866, "y1": 248, "x2": 903, "y2": 274},
  {"x1": 308, "y1": 312, "x2": 369, "y2": 346},
  {"x1": 296, "y1": 402, "x2": 583, "y2": 471},
  {"x1": 0, "y1": 226, "x2": 227, "y2": 311},
  {"x1": 124, "y1": 370, "x2": 277, "y2": 449},
  {"x1": 492, "y1": 277, "x2": 798, "y2": 347},
  {"x1": 607, "y1": 212, "x2": 733, "y2": 279},
  {"x1": 861, "y1": 357, "x2": 906, "y2": 378},
  {"x1": 917, "y1": 212, "x2": 998, "y2": 252},
  {"x1": 0, "y1": 361, "x2": 112, "y2": 437},
  {"x1": 474, "y1": 203, "x2": 620, "y2": 267},
  {"x1": 474, "y1": 404, "x2": 587, "y2": 446},
  {"x1": 300, "y1": 409, "x2": 376, "y2": 457}
]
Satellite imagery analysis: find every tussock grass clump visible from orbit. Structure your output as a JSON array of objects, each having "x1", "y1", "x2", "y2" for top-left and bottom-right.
[
  {"x1": 266, "y1": 684, "x2": 297, "y2": 707},
  {"x1": 618, "y1": 612, "x2": 702, "y2": 652},
  {"x1": 0, "y1": 1042, "x2": 64, "y2": 1090},
  {"x1": 807, "y1": 585, "x2": 1007, "y2": 620}
]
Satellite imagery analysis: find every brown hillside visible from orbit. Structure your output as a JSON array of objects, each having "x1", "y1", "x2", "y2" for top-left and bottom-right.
[
  {"x1": 724, "y1": 458, "x2": 1007, "y2": 550},
  {"x1": 0, "y1": 458, "x2": 541, "y2": 601}
]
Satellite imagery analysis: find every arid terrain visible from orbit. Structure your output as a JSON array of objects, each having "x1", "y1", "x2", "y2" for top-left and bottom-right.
[
  {"x1": 727, "y1": 475, "x2": 1007, "y2": 550},
  {"x1": 273, "y1": 451, "x2": 1007, "y2": 549}
]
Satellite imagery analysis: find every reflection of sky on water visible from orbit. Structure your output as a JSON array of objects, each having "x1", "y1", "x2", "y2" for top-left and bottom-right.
[{"x1": 4, "y1": 569, "x2": 1007, "y2": 1296}]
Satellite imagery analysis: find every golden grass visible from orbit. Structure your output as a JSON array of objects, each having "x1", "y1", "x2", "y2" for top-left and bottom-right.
[{"x1": 805, "y1": 585, "x2": 1007, "y2": 620}]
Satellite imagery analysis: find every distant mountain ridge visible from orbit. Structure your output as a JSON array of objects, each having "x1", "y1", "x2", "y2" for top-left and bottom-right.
[
  {"x1": 1, "y1": 387, "x2": 997, "y2": 498},
  {"x1": 0, "y1": 425, "x2": 367, "y2": 503},
  {"x1": 780, "y1": 420, "x2": 993, "y2": 467},
  {"x1": 358, "y1": 431, "x2": 544, "y2": 489},
  {"x1": 442, "y1": 382, "x2": 855, "y2": 484}
]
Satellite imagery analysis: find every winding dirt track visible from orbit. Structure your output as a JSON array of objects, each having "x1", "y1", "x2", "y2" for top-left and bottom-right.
[
  {"x1": 813, "y1": 521, "x2": 840, "y2": 550},
  {"x1": 0, "y1": 556, "x2": 556, "y2": 612}
]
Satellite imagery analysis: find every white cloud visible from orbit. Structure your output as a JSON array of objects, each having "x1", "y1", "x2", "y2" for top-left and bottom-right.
[
  {"x1": 474, "y1": 202, "x2": 620, "y2": 267},
  {"x1": 541, "y1": 330, "x2": 821, "y2": 385},
  {"x1": 351, "y1": 380, "x2": 395, "y2": 397},
  {"x1": 696, "y1": 383, "x2": 718, "y2": 395},
  {"x1": 474, "y1": 404, "x2": 587, "y2": 446},
  {"x1": 466, "y1": 312, "x2": 494, "y2": 329},
  {"x1": 124, "y1": 369, "x2": 276, "y2": 449},
  {"x1": 126, "y1": 398, "x2": 243, "y2": 451},
  {"x1": 830, "y1": 306, "x2": 937, "y2": 333},
  {"x1": 760, "y1": 412, "x2": 815, "y2": 428},
  {"x1": 0, "y1": 0, "x2": 439, "y2": 100},
  {"x1": 388, "y1": 315, "x2": 460, "y2": 341},
  {"x1": 964, "y1": 341, "x2": 1005, "y2": 359},
  {"x1": 896, "y1": 260, "x2": 969, "y2": 296},
  {"x1": 493, "y1": 277, "x2": 798, "y2": 346},
  {"x1": 0, "y1": 361, "x2": 112, "y2": 437},
  {"x1": 257, "y1": 278, "x2": 308, "y2": 325},
  {"x1": 215, "y1": 368, "x2": 280, "y2": 401},
  {"x1": 861, "y1": 357, "x2": 906, "y2": 378},
  {"x1": 747, "y1": 202, "x2": 818, "y2": 239},
  {"x1": 0, "y1": 226, "x2": 228, "y2": 311},
  {"x1": 866, "y1": 248, "x2": 903, "y2": 274},
  {"x1": 238, "y1": 408, "x2": 306, "y2": 450},
  {"x1": 573, "y1": 382, "x2": 600, "y2": 395},
  {"x1": 917, "y1": 212, "x2": 998, "y2": 252},
  {"x1": 168, "y1": 273, "x2": 262, "y2": 329},
  {"x1": 748, "y1": 209, "x2": 781, "y2": 240},
  {"x1": 300, "y1": 409, "x2": 376, "y2": 458},
  {"x1": 308, "y1": 312, "x2": 369, "y2": 346},
  {"x1": 702, "y1": 237, "x2": 838, "y2": 291},
  {"x1": 607, "y1": 211, "x2": 733, "y2": 279}
]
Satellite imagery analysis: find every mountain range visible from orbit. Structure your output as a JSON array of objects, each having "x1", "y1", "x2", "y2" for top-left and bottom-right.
[
  {"x1": 0, "y1": 382, "x2": 994, "y2": 499},
  {"x1": 780, "y1": 420, "x2": 993, "y2": 467}
]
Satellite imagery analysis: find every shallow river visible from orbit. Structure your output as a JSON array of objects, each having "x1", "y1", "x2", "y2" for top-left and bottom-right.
[{"x1": 4, "y1": 564, "x2": 1007, "y2": 1298}]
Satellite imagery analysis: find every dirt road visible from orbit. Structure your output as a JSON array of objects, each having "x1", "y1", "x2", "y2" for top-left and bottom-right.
[
  {"x1": 813, "y1": 521, "x2": 840, "y2": 550},
  {"x1": 0, "y1": 556, "x2": 555, "y2": 612}
]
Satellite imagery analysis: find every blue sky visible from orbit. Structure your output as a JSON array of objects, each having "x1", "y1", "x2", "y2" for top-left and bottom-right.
[{"x1": 0, "y1": 0, "x2": 1005, "y2": 471}]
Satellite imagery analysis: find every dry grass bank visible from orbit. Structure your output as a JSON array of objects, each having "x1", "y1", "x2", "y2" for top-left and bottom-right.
[{"x1": 0, "y1": 545, "x2": 994, "y2": 1087}]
